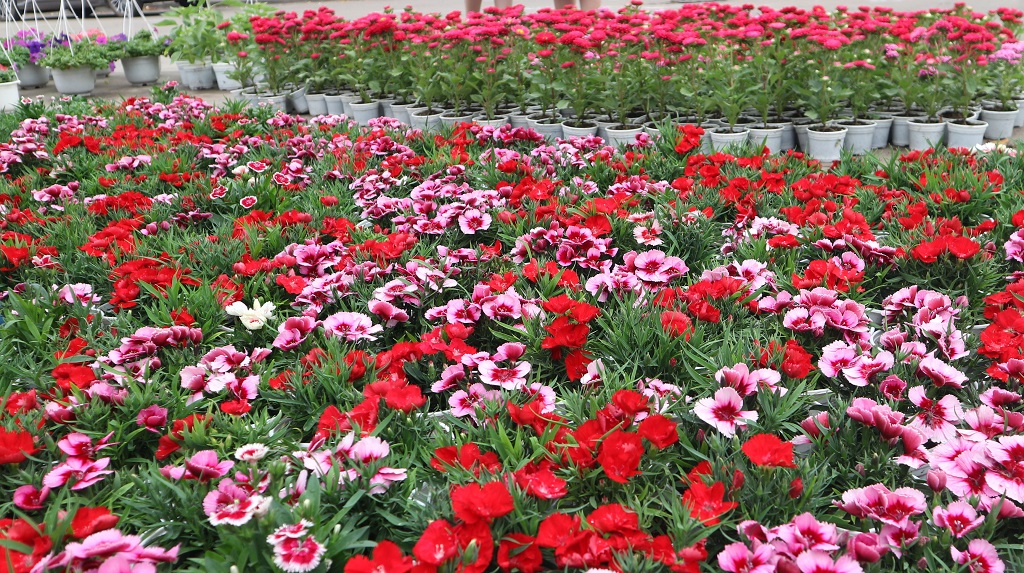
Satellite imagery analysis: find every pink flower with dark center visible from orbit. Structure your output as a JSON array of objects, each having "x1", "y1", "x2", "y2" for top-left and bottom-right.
[
  {"x1": 717, "y1": 541, "x2": 775, "y2": 573},
  {"x1": 271, "y1": 535, "x2": 326, "y2": 573},
  {"x1": 273, "y1": 316, "x2": 319, "y2": 351},
  {"x1": 348, "y1": 436, "x2": 390, "y2": 464},
  {"x1": 368, "y1": 300, "x2": 410, "y2": 328},
  {"x1": 693, "y1": 387, "x2": 758, "y2": 437},
  {"x1": 203, "y1": 479, "x2": 266, "y2": 526},
  {"x1": 917, "y1": 355, "x2": 967, "y2": 389},
  {"x1": 162, "y1": 450, "x2": 234, "y2": 482},
  {"x1": 458, "y1": 208, "x2": 492, "y2": 234},
  {"x1": 773, "y1": 513, "x2": 840, "y2": 555},
  {"x1": 136, "y1": 405, "x2": 168, "y2": 432},
  {"x1": 267, "y1": 520, "x2": 312, "y2": 545},
  {"x1": 933, "y1": 501, "x2": 984, "y2": 538},
  {"x1": 43, "y1": 457, "x2": 113, "y2": 490},
  {"x1": 13, "y1": 484, "x2": 49, "y2": 510},
  {"x1": 322, "y1": 311, "x2": 383, "y2": 342},
  {"x1": 907, "y1": 386, "x2": 963, "y2": 442},
  {"x1": 478, "y1": 360, "x2": 531, "y2": 389},
  {"x1": 449, "y1": 383, "x2": 502, "y2": 420},
  {"x1": 794, "y1": 550, "x2": 864, "y2": 573},
  {"x1": 951, "y1": 539, "x2": 1005, "y2": 573},
  {"x1": 369, "y1": 467, "x2": 408, "y2": 494}
]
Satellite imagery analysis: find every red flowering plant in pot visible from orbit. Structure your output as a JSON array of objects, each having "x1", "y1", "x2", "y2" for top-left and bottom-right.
[{"x1": 249, "y1": 14, "x2": 297, "y2": 97}]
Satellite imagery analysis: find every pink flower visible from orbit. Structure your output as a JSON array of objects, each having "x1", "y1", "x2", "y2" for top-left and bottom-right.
[
  {"x1": 917, "y1": 355, "x2": 967, "y2": 388},
  {"x1": 164, "y1": 450, "x2": 235, "y2": 482},
  {"x1": 271, "y1": 535, "x2": 326, "y2": 573},
  {"x1": 933, "y1": 501, "x2": 984, "y2": 538},
  {"x1": 717, "y1": 541, "x2": 775, "y2": 573},
  {"x1": 136, "y1": 405, "x2": 168, "y2": 432},
  {"x1": 693, "y1": 387, "x2": 758, "y2": 437},
  {"x1": 13, "y1": 484, "x2": 49, "y2": 510},
  {"x1": 951, "y1": 539, "x2": 1005, "y2": 573},
  {"x1": 478, "y1": 360, "x2": 531, "y2": 389},
  {"x1": 458, "y1": 208, "x2": 492, "y2": 234},
  {"x1": 368, "y1": 300, "x2": 410, "y2": 328},
  {"x1": 348, "y1": 436, "x2": 390, "y2": 463},
  {"x1": 449, "y1": 383, "x2": 502, "y2": 420},
  {"x1": 43, "y1": 457, "x2": 113, "y2": 490},
  {"x1": 203, "y1": 479, "x2": 268, "y2": 526},
  {"x1": 369, "y1": 467, "x2": 408, "y2": 494},
  {"x1": 907, "y1": 386, "x2": 963, "y2": 442},
  {"x1": 273, "y1": 316, "x2": 319, "y2": 350},
  {"x1": 794, "y1": 550, "x2": 863, "y2": 573},
  {"x1": 323, "y1": 311, "x2": 383, "y2": 342}
]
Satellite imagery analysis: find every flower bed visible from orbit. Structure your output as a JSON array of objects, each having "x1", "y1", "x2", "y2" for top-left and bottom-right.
[{"x1": 1, "y1": 90, "x2": 1024, "y2": 573}]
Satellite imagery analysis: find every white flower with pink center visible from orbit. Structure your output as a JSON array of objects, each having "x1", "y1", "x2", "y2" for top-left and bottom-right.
[
  {"x1": 322, "y1": 311, "x2": 383, "y2": 342},
  {"x1": 478, "y1": 360, "x2": 532, "y2": 389},
  {"x1": 458, "y1": 208, "x2": 492, "y2": 234},
  {"x1": 693, "y1": 387, "x2": 758, "y2": 437}
]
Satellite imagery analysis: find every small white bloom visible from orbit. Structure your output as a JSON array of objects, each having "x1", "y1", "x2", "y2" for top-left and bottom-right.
[
  {"x1": 235, "y1": 443, "x2": 269, "y2": 462},
  {"x1": 225, "y1": 299, "x2": 276, "y2": 330}
]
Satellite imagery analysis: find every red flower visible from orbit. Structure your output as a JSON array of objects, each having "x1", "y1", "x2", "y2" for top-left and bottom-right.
[
  {"x1": 497, "y1": 533, "x2": 542, "y2": 573},
  {"x1": 70, "y1": 507, "x2": 119, "y2": 539},
  {"x1": 638, "y1": 414, "x2": 679, "y2": 449},
  {"x1": 451, "y1": 481, "x2": 515, "y2": 524},
  {"x1": 344, "y1": 540, "x2": 413, "y2": 573},
  {"x1": 781, "y1": 340, "x2": 815, "y2": 379},
  {"x1": 512, "y1": 461, "x2": 567, "y2": 500},
  {"x1": 681, "y1": 480, "x2": 738, "y2": 526},
  {"x1": 597, "y1": 430, "x2": 644, "y2": 484},
  {"x1": 413, "y1": 520, "x2": 458, "y2": 566},
  {"x1": 0, "y1": 429, "x2": 37, "y2": 465},
  {"x1": 431, "y1": 444, "x2": 502, "y2": 476},
  {"x1": 661, "y1": 311, "x2": 693, "y2": 338},
  {"x1": 741, "y1": 434, "x2": 796, "y2": 468},
  {"x1": 535, "y1": 513, "x2": 581, "y2": 549}
]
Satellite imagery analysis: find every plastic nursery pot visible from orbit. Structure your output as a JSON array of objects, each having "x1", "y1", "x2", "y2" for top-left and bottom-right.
[
  {"x1": 16, "y1": 63, "x2": 49, "y2": 89},
  {"x1": 890, "y1": 111, "x2": 926, "y2": 147},
  {"x1": 409, "y1": 108, "x2": 444, "y2": 132},
  {"x1": 560, "y1": 120, "x2": 598, "y2": 137},
  {"x1": 177, "y1": 61, "x2": 216, "y2": 90},
  {"x1": 605, "y1": 124, "x2": 644, "y2": 147},
  {"x1": 747, "y1": 124, "x2": 784, "y2": 154},
  {"x1": 388, "y1": 102, "x2": 417, "y2": 124},
  {"x1": 906, "y1": 118, "x2": 946, "y2": 151},
  {"x1": 945, "y1": 120, "x2": 988, "y2": 149},
  {"x1": 804, "y1": 125, "x2": 847, "y2": 164},
  {"x1": 709, "y1": 126, "x2": 750, "y2": 151},
  {"x1": 981, "y1": 107, "x2": 1018, "y2": 140},
  {"x1": 868, "y1": 115, "x2": 894, "y2": 149},
  {"x1": 211, "y1": 62, "x2": 242, "y2": 91},
  {"x1": 305, "y1": 93, "x2": 328, "y2": 117},
  {"x1": 52, "y1": 66, "x2": 97, "y2": 96},
  {"x1": 0, "y1": 79, "x2": 19, "y2": 111},
  {"x1": 836, "y1": 119, "x2": 876, "y2": 156},
  {"x1": 439, "y1": 109, "x2": 475, "y2": 128},
  {"x1": 121, "y1": 56, "x2": 161, "y2": 86},
  {"x1": 323, "y1": 93, "x2": 345, "y2": 116}
]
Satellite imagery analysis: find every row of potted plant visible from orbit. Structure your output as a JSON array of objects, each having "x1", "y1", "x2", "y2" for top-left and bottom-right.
[
  {"x1": 150, "y1": 2, "x2": 1024, "y2": 157},
  {"x1": 3, "y1": 30, "x2": 168, "y2": 97}
]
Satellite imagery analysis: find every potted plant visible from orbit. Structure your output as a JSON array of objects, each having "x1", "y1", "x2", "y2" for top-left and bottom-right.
[
  {"x1": 116, "y1": 31, "x2": 166, "y2": 86},
  {"x1": 983, "y1": 39, "x2": 1023, "y2": 140},
  {"x1": 905, "y1": 57, "x2": 948, "y2": 151},
  {"x1": 557, "y1": 44, "x2": 600, "y2": 136},
  {"x1": 794, "y1": 30, "x2": 853, "y2": 162},
  {"x1": 4, "y1": 30, "x2": 51, "y2": 89},
  {"x1": 705, "y1": 43, "x2": 755, "y2": 150},
  {"x1": 835, "y1": 58, "x2": 880, "y2": 155},
  {"x1": 746, "y1": 38, "x2": 788, "y2": 153},
  {"x1": 38, "y1": 39, "x2": 110, "y2": 95},
  {"x1": 0, "y1": 65, "x2": 19, "y2": 110},
  {"x1": 160, "y1": 3, "x2": 223, "y2": 90}
]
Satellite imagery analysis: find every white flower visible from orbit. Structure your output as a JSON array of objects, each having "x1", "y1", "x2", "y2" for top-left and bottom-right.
[{"x1": 225, "y1": 299, "x2": 276, "y2": 330}]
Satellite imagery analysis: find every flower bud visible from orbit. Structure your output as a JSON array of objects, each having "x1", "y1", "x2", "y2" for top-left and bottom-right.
[
  {"x1": 731, "y1": 470, "x2": 745, "y2": 492},
  {"x1": 788, "y1": 478, "x2": 803, "y2": 499},
  {"x1": 927, "y1": 469, "x2": 947, "y2": 493},
  {"x1": 848, "y1": 533, "x2": 887, "y2": 563}
]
